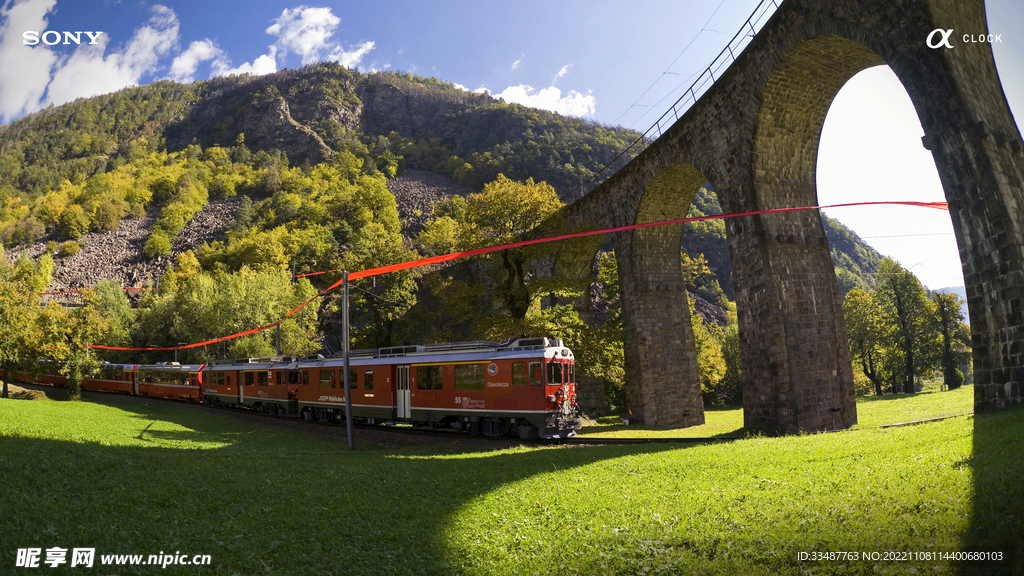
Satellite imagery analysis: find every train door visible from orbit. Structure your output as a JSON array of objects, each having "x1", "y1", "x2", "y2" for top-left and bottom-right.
[{"x1": 396, "y1": 365, "x2": 411, "y2": 419}]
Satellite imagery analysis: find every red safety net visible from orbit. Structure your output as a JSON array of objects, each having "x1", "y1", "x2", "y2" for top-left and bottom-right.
[{"x1": 87, "y1": 200, "x2": 948, "y2": 351}]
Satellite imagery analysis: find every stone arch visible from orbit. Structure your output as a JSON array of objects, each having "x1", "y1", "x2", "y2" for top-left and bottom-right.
[
  {"x1": 732, "y1": 35, "x2": 890, "y2": 433},
  {"x1": 614, "y1": 162, "x2": 709, "y2": 427},
  {"x1": 558, "y1": 0, "x2": 1024, "y2": 430}
]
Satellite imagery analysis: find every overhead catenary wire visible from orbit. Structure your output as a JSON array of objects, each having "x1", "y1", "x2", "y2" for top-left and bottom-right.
[{"x1": 609, "y1": 0, "x2": 729, "y2": 128}]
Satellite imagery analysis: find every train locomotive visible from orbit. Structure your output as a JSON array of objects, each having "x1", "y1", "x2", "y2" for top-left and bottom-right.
[{"x1": 8, "y1": 337, "x2": 582, "y2": 439}]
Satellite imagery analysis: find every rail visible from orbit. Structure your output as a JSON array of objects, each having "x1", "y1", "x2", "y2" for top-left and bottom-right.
[{"x1": 567, "y1": 0, "x2": 782, "y2": 202}]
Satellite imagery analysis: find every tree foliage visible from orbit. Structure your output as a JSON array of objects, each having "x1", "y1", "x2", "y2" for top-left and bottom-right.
[
  {"x1": 841, "y1": 261, "x2": 970, "y2": 395},
  {"x1": 875, "y1": 258, "x2": 939, "y2": 394}
]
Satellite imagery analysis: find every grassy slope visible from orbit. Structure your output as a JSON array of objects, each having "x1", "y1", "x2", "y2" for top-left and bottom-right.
[{"x1": 1, "y1": 389, "x2": 1021, "y2": 575}]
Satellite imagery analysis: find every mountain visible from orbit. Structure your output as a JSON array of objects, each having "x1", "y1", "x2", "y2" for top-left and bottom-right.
[{"x1": 0, "y1": 62, "x2": 884, "y2": 307}]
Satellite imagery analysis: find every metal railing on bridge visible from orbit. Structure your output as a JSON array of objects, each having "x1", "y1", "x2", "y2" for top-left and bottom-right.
[{"x1": 568, "y1": 0, "x2": 781, "y2": 202}]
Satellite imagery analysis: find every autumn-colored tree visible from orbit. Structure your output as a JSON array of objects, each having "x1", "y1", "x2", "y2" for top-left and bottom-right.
[
  {"x1": 418, "y1": 174, "x2": 564, "y2": 321},
  {"x1": 843, "y1": 287, "x2": 886, "y2": 395}
]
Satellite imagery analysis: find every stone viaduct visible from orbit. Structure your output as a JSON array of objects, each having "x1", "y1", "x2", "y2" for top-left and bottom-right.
[{"x1": 557, "y1": 0, "x2": 1024, "y2": 433}]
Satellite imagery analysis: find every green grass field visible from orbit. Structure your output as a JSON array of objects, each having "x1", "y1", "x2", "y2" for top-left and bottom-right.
[
  {"x1": 582, "y1": 385, "x2": 975, "y2": 439},
  {"x1": 1, "y1": 386, "x2": 1021, "y2": 575}
]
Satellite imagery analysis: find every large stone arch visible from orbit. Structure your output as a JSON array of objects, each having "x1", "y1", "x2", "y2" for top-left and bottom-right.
[{"x1": 614, "y1": 162, "x2": 708, "y2": 427}]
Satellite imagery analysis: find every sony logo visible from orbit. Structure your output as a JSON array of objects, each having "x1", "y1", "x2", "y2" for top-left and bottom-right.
[{"x1": 22, "y1": 31, "x2": 105, "y2": 46}]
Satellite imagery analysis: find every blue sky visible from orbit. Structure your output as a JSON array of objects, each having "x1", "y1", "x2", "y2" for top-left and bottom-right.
[{"x1": 1, "y1": 0, "x2": 1022, "y2": 290}]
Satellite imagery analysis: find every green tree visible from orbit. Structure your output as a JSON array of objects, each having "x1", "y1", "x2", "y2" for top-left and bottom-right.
[
  {"x1": 691, "y1": 304, "x2": 726, "y2": 397},
  {"x1": 874, "y1": 258, "x2": 937, "y2": 394},
  {"x1": 931, "y1": 291, "x2": 971, "y2": 390},
  {"x1": 843, "y1": 287, "x2": 886, "y2": 395},
  {"x1": 418, "y1": 175, "x2": 564, "y2": 320},
  {"x1": 133, "y1": 253, "x2": 320, "y2": 362},
  {"x1": 340, "y1": 223, "x2": 419, "y2": 348},
  {"x1": 0, "y1": 249, "x2": 41, "y2": 398}
]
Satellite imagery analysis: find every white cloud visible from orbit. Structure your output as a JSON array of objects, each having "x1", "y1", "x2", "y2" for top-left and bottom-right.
[
  {"x1": 169, "y1": 39, "x2": 227, "y2": 83},
  {"x1": 44, "y1": 5, "x2": 179, "y2": 107},
  {"x1": 0, "y1": 0, "x2": 59, "y2": 122},
  {"x1": 492, "y1": 84, "x2": 595, "y2": 117},
  {"x1": 511, "y1": 53, "x2": 524, "y2": 70},
  {"x1": 215, "y1": 46, "x2": 278, "y2": 77},
  {"x1": 215, "y1": 6, "x2": 374, "y2": 79},
  {"x1": 267, "y1": 6, "x2": 339, "y2": 65},
  {"x1": 555, "y1": 63, "x2": 571, "y2": 81},
  {"x1": 453, "y1": 82, "x2": 489, "y2": 94},
  {"x1": 329, "y1": 41, "x2": 374, "y2": 69},
  {"x1": 0, "y1": 2, "x2": 180, "y2": 122},
  {"x1": 366, "y1": 59, "x2": 391, "y2": 73}
]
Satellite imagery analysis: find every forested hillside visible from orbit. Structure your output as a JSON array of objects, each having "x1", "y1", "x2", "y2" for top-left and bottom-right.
[{"x1": 0, "y1": 61, "x2": 887, "y2": 406}]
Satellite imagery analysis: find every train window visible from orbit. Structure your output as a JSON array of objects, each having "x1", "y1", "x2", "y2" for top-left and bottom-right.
[
  {"x1": 569, "y1": 363, "x2": 575, "y2": 384},
  {"x1": 512, "y1": 363, "x2": 524, "y2": 386},
  {"x1": 364, "y1": 369, "x2": 374, "y2": 390},
  {"x1": 416, "y1": 366, "x2": 442, "y2": 390},
  {"x1": 257, "y1": 371, "x2": 268, "y2": 386},
  {"x1": 529, "y1": 362, "x2": 542, "y2": 386},
  {"x1": 245, "y1": 372, "x2": 255, "y2": 387},
  {"x1": 454, "y1": 364, "x2": 485, "y2": 390},
  {"x1": 546, "y1": 362, "x2": 563, "y2": 385},
  {"x1": 302, "y1": 370, "x2": 310, "y2": 385},
  {"x1": 344, "y1": 368, "x2": 358, "y2": 389},
  {"x1": 319, "y1": 369, "x2": 335, "y2": 389}
]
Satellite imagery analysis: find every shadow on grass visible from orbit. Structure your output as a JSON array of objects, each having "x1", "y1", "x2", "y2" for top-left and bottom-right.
[
  {"x1": 961, "y1": 405, "x2": 1024, "y2": 575},
  {"x1": 2, "y1": 393, "x2": 700, "y2": 576}
]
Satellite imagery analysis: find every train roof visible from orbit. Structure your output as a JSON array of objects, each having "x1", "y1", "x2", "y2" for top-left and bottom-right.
[{"x1": 201, "y1": 337, "x2": 572, "y2": 370}]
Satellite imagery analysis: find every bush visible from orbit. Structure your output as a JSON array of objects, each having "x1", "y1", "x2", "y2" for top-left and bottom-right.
[
  {"x1": 946, "y1": 367, "x2": 965, "y2": 390},
  {"x1": 46, "y1": 240, "x2": 59, "y2": 254},
  {"x1": 57, "y1": 205, "x2": 90, "y2": 240},
  {"x1": 58, "y1": 241, "x2": 81, "y2": 258},
  {"x1": 144, "y1": 232, "x2": 172, "y2": 258}
]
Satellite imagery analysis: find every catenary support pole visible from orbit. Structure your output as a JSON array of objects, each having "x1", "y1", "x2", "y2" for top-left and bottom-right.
[{"x1": 343, "y1": 271, "x2": 354, "y2": 450}]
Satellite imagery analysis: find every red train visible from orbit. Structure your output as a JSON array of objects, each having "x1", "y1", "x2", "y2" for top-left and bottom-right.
[{"x1": 6, "y1": 337, "x2": 581, "y2": 439}]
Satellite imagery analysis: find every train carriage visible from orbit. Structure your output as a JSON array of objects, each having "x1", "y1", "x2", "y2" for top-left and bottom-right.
[
  {"x1": 295, "y1": 354, "x2": 396, "y2": 422},
  {"x1": 294, "y1": 337, "x2": 580, "y2": 438},
  {"x1": 82, "y1": 364, "x2": 136, "y2": 394},
  {"x1": 134, "y1": 363, "x2": 203, "y2": 402}
]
